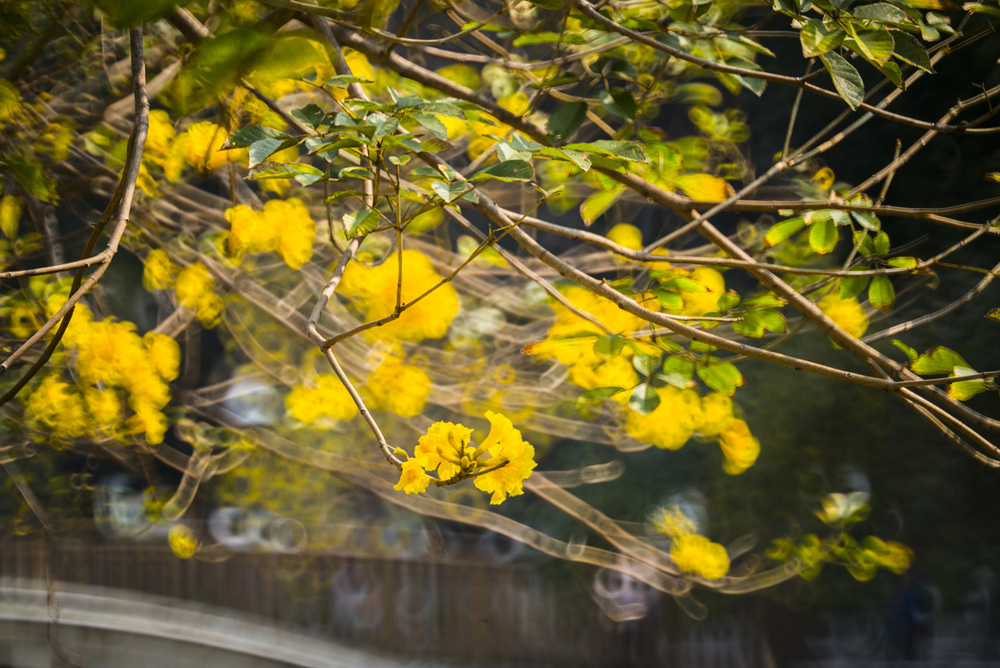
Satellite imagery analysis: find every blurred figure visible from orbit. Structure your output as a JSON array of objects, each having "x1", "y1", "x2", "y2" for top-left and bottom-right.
[
  {"x1": 884, "y1": 566, "x2": 939, "y2": 660},
  {"x1": 963, "y1": 566, "x2": 996, "y2": 660}
]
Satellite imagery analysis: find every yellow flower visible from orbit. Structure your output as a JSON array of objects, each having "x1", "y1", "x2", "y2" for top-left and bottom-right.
[
  {"x1": 265, "y1": 198, "x2": 315, "y2": 269},
  {"x1": 168, "y1": 524, "x2": 200, "y2": 559},
  {"x1": 717, "y1": 418, "x2": 760, "y2": 475},
  {"x1": 671, "y1": 534, "x2": 730, "y2": 580},
  {"x1": 144, "y1": 332, "x2": 181, "y2": 382},
  {"x1": 339, "y1": 249, "x2": 460, "y2": 342},
  {"x1": 365, "y1": 357, "x2": 431, "y2": 418},
  {"x1": 472, "y1": 411, "x2": 537, "y2": 504},
  {"x1": 818, "y1": 293, "x2": 869, "y2": 339},
  {"x1": 225, "y1": 204, "x2": 278, "y2": 258},
  {"x1": 414, "y1": 421, "x2": 475, "y2": 481},
  {"x1": 625, "y1": 386, "x2": 702, "y2": 450},
  {"x1": 676, "y1": 267, "x2": 725, "y2": 317},
  {"x1": 607, "y1": 223, "x2": 643, "y2": 251},
  {"x1": 696, "y1": 392, "x2": 734, "y2": 437},
  {"x1": 285, "y1": 374, "x2": 358, "y2": 424},
  {"x1": 142, "y1": 249, "x2": 177, "y2": 291},
  {"x1": 173, "y1": 121, "x2": 232, "y2": 174},
  {"x1": 394, "y1": 459, "x2": 431, "y2": 495},
  {"x1": 24, "y1": 375, "x2": 89, "y2": 439},
  {"x1": 567, "y1": 355, "x2": 637, "y2": 394},
  {"x1": 174, "y1": 263, "x2": 223, "y2": 328}
]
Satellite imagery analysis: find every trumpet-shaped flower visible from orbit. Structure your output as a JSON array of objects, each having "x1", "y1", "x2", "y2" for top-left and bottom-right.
[{"x1": 397, "y1": 412, "x2": 537, "y2": 504}]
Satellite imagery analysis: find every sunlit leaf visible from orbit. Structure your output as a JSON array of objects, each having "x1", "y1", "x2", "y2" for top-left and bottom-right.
[
  {"x1": 580, "y1": 184, "x2": 626, "y2": 226},
  {"x1": 471, "y1": 160, "x2": 533, "y2": 183},
  {"x1": 867, "y1": 274, "x2": 895, "y2": 311},
  {"x1": 676, "y1": 174, "x2": 734, "y2": 202},
  {"x1": 764, "y1": 217, "x2": 806, "y2": 247},
  {"x1": 820, "y1": 51, "x2": 865, "y2": 111},
  {"x1": 344, "y1": 209, "x2": 380, "y2": 238},
  {"x1": 801, "y1": 19, "x2": 846, "y2": 57},
  {"x1": 575, "y1": 386, "x2": 624, "y2": 408},
  {"x1": 696, "y1": 362, "x2": 744, "y2": 396},
  {"x1": 632, "y1": 354, "x2": 661, "y2": 376},
  {"x1": 546, "y1": 101, "x2": 588, "y2": 142},
  {"x1": 911, "y1": 346, "x2": 968, "y2": 375},
  {"x1": 948, "y1": 366, "x2": 991, "y2": 401},
  {"x1": 594, "y1": 334, "x2": 626, "y2": 356},
  {"x1": 809, "y1": 217, "x2": 838, "y2": 255},
  {"x1": 629, "y1": 384, "x2": 660, "y2": 415}
]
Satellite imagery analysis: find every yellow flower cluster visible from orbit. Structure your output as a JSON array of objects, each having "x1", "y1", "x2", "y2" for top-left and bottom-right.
[
  {"x1": 142, "y1": 252, "x2": 224, "y2": 328},
  {"x1": 818, "y1": 293, "x2": 869, "y2": 339},
  {"x1": 24, "y1": 306, "x2": 180, "y2": 445},
  {"x1": 169, "y1": 120, "x2": 244, "y2": 177},
  {"x1": 223, "y1": 198, "x2": 316, "y2": 269},
  {"x1": 285, "y1": 374, "x2": 358, "y2": 425},
  {"x1": 394, "y1": 411, "x2": 537, "y2": 504},
  {"x1": 364, "y1": 354, "x2": 431, "y2": 418},
  {"x1": 339, "y1": 249, "x2": 460, "y2": 343},
  {"x1": 625, "y1": 389, "x2": 760, "y2": 474},
  {"x1": 654, "y1": 506, "x2": 730, "y2": 580}
]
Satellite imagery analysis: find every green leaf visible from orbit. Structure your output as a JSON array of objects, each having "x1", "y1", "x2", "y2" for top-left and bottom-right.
[
  {"x1": 580, "y1": 184, "x2": 626, "y2": 225},
  {"x1": 889, "y1": 31, "x2": 933, "y2": 71},
  {"x1": 852, "y1": 2, "x2": 914, "y2": 25},
  {"x1": 852, "y1": 210, "x2": 881, "y2": 231},
  {"x1": 408, "y1": 112, "x2": 448, "y2": 140},
  {"x1": 373, "y1": 116, "x2": 399, "y2": 139},
  {"x1": 868, "y1": 274, "x2": 895, "y2": 311},
  {"x1": 528, "y1": 0, "x2": 564, "y2": 9},
  {"x1": 629, "y1": 384, "x2": 661, "y2": 416},
  {"x1": 248, "y1": 137, "x2": 298, "y2": 168},
  {"x1": 764, "y1": 217, "x2": 806, "y2": 247},
  {"x1": 911, "y1": 346, "x2": 968, "y2": 375},
  {"x1": 594, "y1": 334, "x2": 627, "y2": 357},
  {"x1": 496, "y1": 143, "x2": 532, "y2": 162},
  {"x1": 985, "y1": 308, "x2": 1000, "y2": 324},
  {"x1": 471, "y1": 160, "x2": 533, "y2": 183},
  {"x1": 90, "y1": 0, "x2": 197, "y2": 28},
  {"x1": 949, "y1": 367, "x2": 990, "y2": 402},
  {"x1": 734, "y1": 310, "x2": 786, "y2": 338},
  {"x1": 290, "y1": 104, "x2": 329, "y2": 131},
  {"x1": 845, "y1": 27, "x2": 894, "y2": 65},
  {"x1": 344, "y1": 209, "x2": 380, "y2": 238},
  {"x1": 337, "y1": 166, "x2": 374, "y2": 180},
  {"x1": 873, "y1": 230, "x2": 891, "y2": 256},
  {"x1": 696, "y1": 362, "x2": 745, "y2": 396},
  {"x1": 546, "y1": 101, "x2": 588, "y2": 142},
  {"x1": 876, "y1": 61, "x2": 904, "y2": 89},
  {"x1": 820, "y1": 51, "x2": 865, "y2": 110},
  {"x1": 632, "y1": 354, "x2": 661, "y2": 376},
  {"x1": 325, "y1": 74, "x2": 374, "y2": 88},
  {"x1": 801, "y1": 19, "x2": 846, "y2": 57},
  {"x1": 652, "y1": 288, "x2": 684, "y2": 310},
  {"x1": 248, "y1": 162, "x2": 324, "y2": 186},
  {"x1": 564, "y1": 140, "x2": 647, "y2": 162},
  {"x1": 599, "y1": 87, "x2": 638, "y2": 119},
  {"x1": 512, "y1": 31, "x2": 586, "y2": 47},
  {"x1": 2, "y1": 156, "x2": 58, "y2": 203},
  {"x1": 431, "y1": 181, "x2": 469, "y2": 203},
  {"x1": 809, "y1": 217, "x2": 839, "y2": 254},
  {"x1": 575, "y1": 386, "x2": 624, "y2": 408},
  {"x1": 840, "y1": 271, "x2": 870, "y2": 299},
  {"x1": 891, "y1": 339, "x2": 919, "y2": 363},
  {"x1": 226, "y1": 125, "x2": 291, "y2": 149},
  {"x1": 886, "y1": 256, "x2": 917, "y2": 269}
]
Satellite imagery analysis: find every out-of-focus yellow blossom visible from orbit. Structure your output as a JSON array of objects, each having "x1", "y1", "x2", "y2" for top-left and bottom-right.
[
  {"x1": 394, "y1": 459, "x2": 431, "y2": 495},
  {"x1": 607, "y1": 223, "x2": 643, "y2": 252},
  {"x1": 697, "y1": 392, "x2": 734, "y2": 437},
  {"x1": 332, "y1": 49, "x2": 374, "y2": 100},
  {"x1": 339, "y1": 249, "x2": 460, "y2": 342},
  {"x1": 399, "y1": 412, "x2": 536, "y2": 504},
  {"x1": 285, "y1": 374, "x2": 358, "y2": 424},
  {"x1": 144, "y1": 332, "x2": 181, "y2": 382},
  {"x1": 671, "y1": 534, "x2": 730, "y2": 580},
  {"x1": 365, "y1": 356, "x2": 431, "y2": 418},
  {"x1": 1, "y1": 194, "x2": 22, "y2": 239},
  {"x1": 625, "y1": 386, "x2": 702, "y2": 450},
  {"x1": 168, "y1": 121, "x2": 245, "y2": 177},
  {"x1": 1, "y1": 293, "x2": 43, "y2": 338},
  {"x1": 717, "y1": 418, "x2": 760, "y2": 475},
  {"x1": 84, "y1": 387, "x2": 122, "y2": 428},
  {"x1": 675, "y1": 267, "x2": 725, "y2": 317},
  {"x1": 39, "y1": 122, "x2": 74, "y2": 161},
  {"x1": 568, "y1": 355, "x2": 638, "y2": 394},
  {"x1": 142, "y1": 110, "x2": 176, "y2": 174},
  {"x1": 142, "y1": 249, "x2": 177, "y2": 291},
  {"x1": 654, "y1": 506, "x2": 730, "y2": 580},
  {"x1": 268, "y1": 198, "x2": 316, "y2": 269},
  {"x1": 24, "y1": 375, "x2": 90, "y2": 440},
  {"x1": 818, "y1": 293, "x2": 869, "y2": 339},
  {"x1": 168, "y1": 524, "x2": 200, "y2": 559},
  {"x1": 224, "y1": 199, "x2": 316, "y2": 269},
  {"x1": 174, "y1": 263, "x2": 224, "y2": 328}
]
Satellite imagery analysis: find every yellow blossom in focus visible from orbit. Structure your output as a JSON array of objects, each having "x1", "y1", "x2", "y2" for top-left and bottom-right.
[
  {"x1": 472, "y1": 411, "x2": 537, "y2": 504},
  {"x1": 718, "y1": 418, "x2": 760, "y2": 475},
  {"x1": 671, "y1": 534, "x2": 730, "y2": 580},
  {"x1": 285, "y1": 374, "x2": 358, "y2": 424},
  {"x1": 142, "y1": 249, "x2": 177, "y2": 291},
  {"x1": 625, "y1": 386, "x2": 702, "y2": 450},
  {"x1": 339, "y1": 249, "x2": 460, "y2": 342},
  {"x1": 818, "y1": 293, "x2": 869, "y2": 339},
  {"x1": 399, "y1": 412, "x2": 537, "y2": 505},
  {"x1": 394, "y1": 459, "x2": 431, "y2": 495},
  {"x1": 365, "y1": 357, "x2": 431, "y2": 418}
]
